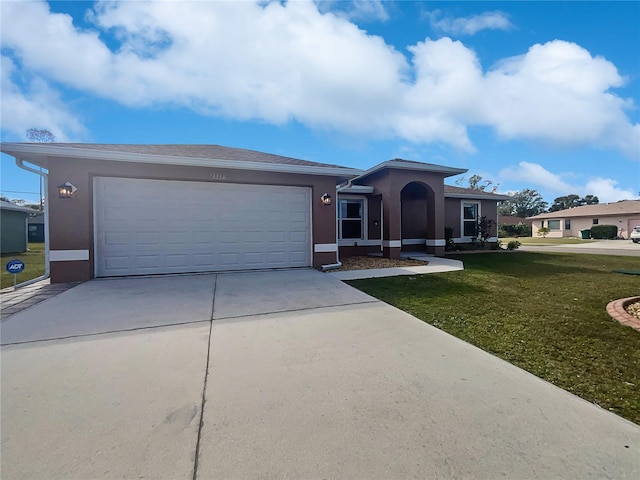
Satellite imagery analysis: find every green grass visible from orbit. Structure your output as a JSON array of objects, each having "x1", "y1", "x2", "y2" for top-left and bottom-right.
[
  {"x1": 508, "y1": 237, "x2": 597, "y2": 245},
  {"x1": 347, "y1": 252, "x2": 640, "y2": 424},
  {"x1": 1, "y1": 243, "x2": 45, "y2": 289}
]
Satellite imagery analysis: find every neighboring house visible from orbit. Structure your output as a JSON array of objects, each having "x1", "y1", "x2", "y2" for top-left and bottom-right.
[
  {"x1": 528, "y1": 200, "x2": 640, "y2": 239},
  {"x1": 0, "y1": 200, "x2": 36, "y2": 254},
  {"x1": 28, "y1": 212, "x2": 45, "y2": 242},
  {"x1": 0, "y1": 143, "x2": 507, "y2": 283}
]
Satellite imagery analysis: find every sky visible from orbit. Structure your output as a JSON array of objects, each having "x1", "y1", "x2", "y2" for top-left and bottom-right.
[{"x1": 1, "y1": 0, "x2": 639, "y2": 206}]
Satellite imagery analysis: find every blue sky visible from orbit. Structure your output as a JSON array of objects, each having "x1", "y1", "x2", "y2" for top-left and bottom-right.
[{"x1": 1, "y1": 0, "x2": 639, "y2": 205}]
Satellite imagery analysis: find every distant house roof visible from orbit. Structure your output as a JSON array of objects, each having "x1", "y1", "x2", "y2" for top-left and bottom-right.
[
  {"x1": 0, "y1": 199, "x2": 36, "y2": 214},
  {"x1": 528, "y1": 200, "x2": 640, "y2": 219},
  {"x1": 0, "y1": 143, "x2": 362, "y2": 178},
  {"x1": 444, "y1": 185, "x2": 511, "y2": 201},
  {"x1": 498, "y1": 215, "x2": 532, "y2": 225}
]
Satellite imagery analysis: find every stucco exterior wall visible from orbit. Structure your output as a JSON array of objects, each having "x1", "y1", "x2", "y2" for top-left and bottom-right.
[
  {"x1": 444, "y1": 198, "x2": 499, "y2": 242},
  {"x1": 46, "y1": 157, "x2": 339, "y2": 282},
  {"x1": 355, "y1": 169, "x2": 446, "y2": 256}
]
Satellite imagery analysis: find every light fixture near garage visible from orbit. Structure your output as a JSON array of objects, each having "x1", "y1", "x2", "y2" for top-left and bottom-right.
[
  {"x1": 321, "y1": 193, "x2": 332, "y2": 206},
  {"x1": 58, "y1": 181, "x2": 77, "y2": 198}
]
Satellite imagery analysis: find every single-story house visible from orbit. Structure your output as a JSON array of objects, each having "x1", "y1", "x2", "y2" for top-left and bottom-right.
[
  {"x1": 528, "y1": 200, "x2": 640, "y2": 239},
  {"x1": 0, "y1": 200, "x2": 36, "y2": 254},
  {"x1": 28, "y1": 212, "x2": 45, "y2": 242},
  {"x1": 0, "y1": 143, "x2": 508, "y2": 283}
]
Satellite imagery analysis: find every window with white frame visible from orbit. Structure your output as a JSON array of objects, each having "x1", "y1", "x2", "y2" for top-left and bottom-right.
[
  {"x1": 548, "y1": 220, "x2": 561, "y2": 230},
  {"x1": 339, "y1": 199, "x2": 364, "y2": 239},
  {"x1": 463, "y1": 203, "x2": 478, "y2": 237}
]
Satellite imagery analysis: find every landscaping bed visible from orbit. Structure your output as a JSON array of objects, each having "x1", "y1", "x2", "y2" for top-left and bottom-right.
[
  {"x1": 347, "y1": 252, "x2": 640, "y2": 424},
  {"x1": 334, "y1": 255, "x2": 427, "y2": 271}
]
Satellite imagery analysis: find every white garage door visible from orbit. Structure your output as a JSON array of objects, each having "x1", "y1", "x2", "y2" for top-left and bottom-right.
[{"x1": 94, "y1": 177, "x2": 311, "y2": 277}]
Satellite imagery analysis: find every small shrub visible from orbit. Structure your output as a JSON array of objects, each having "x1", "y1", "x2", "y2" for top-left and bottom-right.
[
  {"x1": 444, "y1": 227, "x2": 455, "y2": 251},
  {"x1": 590, "y1": 224, "x2": 617, "y2": 239},
  {"x1": 537, "y1": 227, "x2": 550, "y2": 238},
  {"x1": 507, "y1": 240, "x2": 521, "y2": 250}
]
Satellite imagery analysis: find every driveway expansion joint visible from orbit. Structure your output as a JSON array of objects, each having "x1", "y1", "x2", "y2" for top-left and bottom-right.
[{"x1": 211, "y1": 299, "x2": 380, "y2": 323}]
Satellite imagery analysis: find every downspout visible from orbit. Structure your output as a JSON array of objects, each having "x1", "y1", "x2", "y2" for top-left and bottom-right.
[
  {"x1": 321, "y1": 183, "x2": 343, "y2": 271},
  {"x1": 14, "y1": 158, "x2": 50, "y2": 287}
]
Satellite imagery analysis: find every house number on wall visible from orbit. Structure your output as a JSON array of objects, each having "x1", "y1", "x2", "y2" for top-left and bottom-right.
[{"x1": 209, "y1": 172, "x2": 227, "y2": 180}]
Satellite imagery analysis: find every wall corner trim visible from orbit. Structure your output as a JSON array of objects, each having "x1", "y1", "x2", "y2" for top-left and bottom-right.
[{"x1": 314, "y1": 243, "x2": 338, "y2": 253}]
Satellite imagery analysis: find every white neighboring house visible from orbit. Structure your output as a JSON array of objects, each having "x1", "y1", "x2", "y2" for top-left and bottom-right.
[{"x1": 528, "y1": 200, "x2": 640, "y2": 239}]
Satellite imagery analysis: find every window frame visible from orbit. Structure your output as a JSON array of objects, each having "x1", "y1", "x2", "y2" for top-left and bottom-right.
[
  {"x1": 338, "y1": 197, "x2": 366, "y2": 241},
  {"x1": 461, "y1": 202, "x2": 480, "y2": 238},
  {"x1": 548, "y1": 219, "x2": 561, "y2": 230}
]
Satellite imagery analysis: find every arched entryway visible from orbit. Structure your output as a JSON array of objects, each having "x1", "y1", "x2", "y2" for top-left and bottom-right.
[{"x1": 401, "y1": 182, "x2": 435, "y2": 251}]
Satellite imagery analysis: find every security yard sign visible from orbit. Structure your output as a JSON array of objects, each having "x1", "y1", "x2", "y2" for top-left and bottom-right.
[{"x1": 6, "y1": 259, "x2": 25, "y2": 289}]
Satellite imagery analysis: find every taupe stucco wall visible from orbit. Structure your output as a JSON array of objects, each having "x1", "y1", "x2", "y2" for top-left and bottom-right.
[
  {"x1": 444, "y1": 198, "x2": 498, "y2": 240},
  {"x1": 47, "y1": 157, "x2": 339, "y2": 282},
  {"x1": 355, "y1": 169, "x2": 446, "y2": 256}
]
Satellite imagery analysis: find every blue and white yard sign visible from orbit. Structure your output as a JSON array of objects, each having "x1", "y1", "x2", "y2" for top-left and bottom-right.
[{"x1": 5, "y1": 259, "x2": 25, "y2": 274}]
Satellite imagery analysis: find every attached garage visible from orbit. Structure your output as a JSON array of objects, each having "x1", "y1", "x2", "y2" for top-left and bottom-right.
[{"x1": 94, "y1": 177, "x2": 311, "y2": 277}]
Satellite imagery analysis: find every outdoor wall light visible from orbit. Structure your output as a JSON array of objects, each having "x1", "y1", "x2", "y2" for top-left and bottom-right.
[
  {"x1": 321, "y1": 193, "x2": 332, "y2": 205},
  {"x1": 58, "y1": 182, "x2": 77, "y2": 198}
]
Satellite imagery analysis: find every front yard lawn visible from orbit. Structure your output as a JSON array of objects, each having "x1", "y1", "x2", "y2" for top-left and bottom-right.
[
  {"x1": 511, "y1": 237, "x2": 597, "y2": 245},
  {"x1": 1, "y1": 243, "x2": 45, "y2": 289},
  {"x1": 347, "y1": 252, "x2": 640, "y2": 424}
]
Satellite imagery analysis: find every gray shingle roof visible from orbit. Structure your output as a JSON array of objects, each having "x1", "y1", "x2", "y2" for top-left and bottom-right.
[
  {"x1": 444, "y1": 185, "x2": 511, "y2": 200},
  {"x1": 7, "y1": 143, "x2": 347, "y2": 169},
  {"x1": 528, "y1": 200, "x2": 640, "y2": 219}
]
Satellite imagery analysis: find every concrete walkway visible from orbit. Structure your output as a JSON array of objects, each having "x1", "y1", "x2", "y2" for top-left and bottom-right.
[
  {"x1": 329, "y1": 255, "x2": 463, "y2": 280},
  {"x1": 1, "y1": 269, "x2": 638, "y2": 479}
]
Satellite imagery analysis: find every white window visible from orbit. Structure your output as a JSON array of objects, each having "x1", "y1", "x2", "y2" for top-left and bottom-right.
[
  {"x1": 339, "y1": 199, "x2": 364, "y2": 239},
  {"x1": 548, "y1": 220, "x2": 560, "y2": 230},
  {"x1": 462, "y1": 203, "x2": 479, "y2": 237}
]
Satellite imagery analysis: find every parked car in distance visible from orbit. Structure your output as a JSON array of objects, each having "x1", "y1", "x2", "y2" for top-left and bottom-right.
[{"x1": 631, "y1": 226, "x2": 640, "y2": 243}]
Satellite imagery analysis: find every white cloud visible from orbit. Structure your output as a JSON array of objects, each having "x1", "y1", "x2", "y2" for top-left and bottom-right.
[
  {"x1": 484, "y1": 41, "x2": 640, "y2": 157},
  {"x1": 426, "y1": 10, "x2": 513, "y2": 36},
  {"x1": 314, "y1": 1, "x2": 389, "y2": 22},
  {"x1": 0, "y1": 56, "x2": 86, "y2": 141},
  {"x1": 500, "y1": 161, "x2": 638, "y2": 202},
  {"x1": 0, "y1": 1, "x2": 638, "y2": 159}
]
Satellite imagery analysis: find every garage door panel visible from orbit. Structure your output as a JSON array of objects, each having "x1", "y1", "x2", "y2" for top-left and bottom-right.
[{"x1": 94, "y1": 178, "x2": 312, "y2": 277}]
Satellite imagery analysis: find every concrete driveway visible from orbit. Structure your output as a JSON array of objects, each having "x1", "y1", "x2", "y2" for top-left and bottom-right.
[{"x1": 1, "y1": 269, "x2": 638, "y2": 479}]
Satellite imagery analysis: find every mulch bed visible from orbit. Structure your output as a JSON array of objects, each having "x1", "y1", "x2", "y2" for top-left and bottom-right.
[{"x1": 335, "y1": 256, "x2": 427, "y2": 271}]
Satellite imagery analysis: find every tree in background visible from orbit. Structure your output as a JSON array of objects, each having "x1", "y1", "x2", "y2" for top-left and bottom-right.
[
  {"x1": 498, "y1": 189, "x2": 548, "y2": 218},
  {"x1": 549, "y1": 194, "x2": 599, "y2": 212},
  {"x1": 455, "y1": 174, "x2": 499, "y2": 193},
  {"x1": 26, "y1": 128, "x2": 56, "y2": 143}
]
